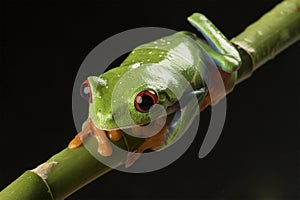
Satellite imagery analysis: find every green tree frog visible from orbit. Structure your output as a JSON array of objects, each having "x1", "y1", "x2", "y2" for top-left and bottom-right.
[{"x1": 69, "y1": 13, "x2": 241, "y2": 167}]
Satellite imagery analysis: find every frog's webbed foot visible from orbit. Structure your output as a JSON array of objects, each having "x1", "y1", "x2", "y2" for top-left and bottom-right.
[
  {"x1": 90, "y1": 122, "x2": 112, "y2": 156},
  {"x1": 69, "y1": 118, "x2": 168, "y2": 167},
  {"x1": 125, "y1": 122, "x2": 168, "y2": 168},
  {"x1": 68, "y1": 120, "x2": 92, "y2": 149},
  {"x1": 68, "y1": 119, "x2": 113, "y2": 157}
]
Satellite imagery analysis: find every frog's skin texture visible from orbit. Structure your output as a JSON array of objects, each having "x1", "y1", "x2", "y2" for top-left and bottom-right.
[{"x1": 69, "y1": 13, "x2": 241, "y2": 166}]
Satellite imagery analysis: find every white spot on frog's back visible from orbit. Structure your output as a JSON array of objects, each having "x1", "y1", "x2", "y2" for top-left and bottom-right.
[
  {"x1": 168, "y1": 43, "x2": 194, "y2": 65},
  {"x1": 244, "y1": 38, "x2": 253, "y2": 44},
  {"x1": 130, "y1": 62, "x2": 140, "y2": 69},
  {"x1": 257, "y1": 30, "x2": 263, "y2": 36}
]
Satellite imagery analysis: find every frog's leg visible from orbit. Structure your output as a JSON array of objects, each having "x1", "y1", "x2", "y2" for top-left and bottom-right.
[
  {"x1": 68, "y1": 120, "x2": 92, "y2": 148},
  {"x1": 69, "y1": 119, "x2": 113, "y2": 156},
  {"x1": 188, "y1": 13, "x2": 243, "y2": 158},
  {"x1": 125, "y1": 90, "x2": 207, "y2": 168},
  {"x1": 187, "y1": 13, "x2": 241, "y2": 73},
  {"x1": 90, "y1": 122, "x2": 113, "y2": 156},
  {"x1": 125, "y1": 120, "x2": 168, "y2": 168},
  {"x1": 200, "y1": 69, "x2": 234, "y2": 111},
  {"x1": 188, "y1": 13, "x2": 242, "y2": 106}
]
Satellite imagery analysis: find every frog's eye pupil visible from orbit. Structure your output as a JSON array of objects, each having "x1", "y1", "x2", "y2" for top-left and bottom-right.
[
  {"x1": 134, "y1": 90, "x2": 158, "y2": 113},
  {"x1": 80, "y1": 80, "x2": 92, "y2": 103}
]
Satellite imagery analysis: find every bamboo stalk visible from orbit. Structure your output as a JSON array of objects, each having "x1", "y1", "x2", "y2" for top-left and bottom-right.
[
  {"x1": 0, "y1": 134, "x2": 143, "y2": 199},
  {"x1": 0, "y1": 0, "x2": 299, "y2": 199},
  {"x1": 232, "y1": 0, "x2": 300, "y2": 83},
  {"x1": 0, "y1": 141, "x2": 113, "y2": 199}
]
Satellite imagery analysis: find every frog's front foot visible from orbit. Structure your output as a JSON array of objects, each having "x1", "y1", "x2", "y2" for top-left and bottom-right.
[
  {"x1": 68, "y1": 120, "x2": 91, "y2": 149},
  {"x1": 68, "y1": 119, "x2": 113, "y2": 157},
  {"x1": 90, "y1": 121, "x2": 113, "y2": 156}
]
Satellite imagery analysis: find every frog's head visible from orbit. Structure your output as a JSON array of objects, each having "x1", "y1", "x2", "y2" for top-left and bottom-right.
[{"x1": 80, "y1": 63, "x2": 181, "y2": 131}]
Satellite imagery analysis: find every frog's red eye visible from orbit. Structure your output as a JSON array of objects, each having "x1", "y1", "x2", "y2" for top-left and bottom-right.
[
  {"x1": 134, "y1": 90, "x2": 158, "y2": 113},
  {"x1": 80, "y1": 80, "x2": 92, "y2": 103}
]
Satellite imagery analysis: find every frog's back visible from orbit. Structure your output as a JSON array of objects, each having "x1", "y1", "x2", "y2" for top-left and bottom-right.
[{"x1": 119, "y1": 31, "x2": 208, "y2": 90}]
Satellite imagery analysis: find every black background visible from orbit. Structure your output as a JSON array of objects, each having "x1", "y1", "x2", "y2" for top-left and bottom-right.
[{"x1": 1, "y1": 0, "x2": 300, "y2": 199}]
